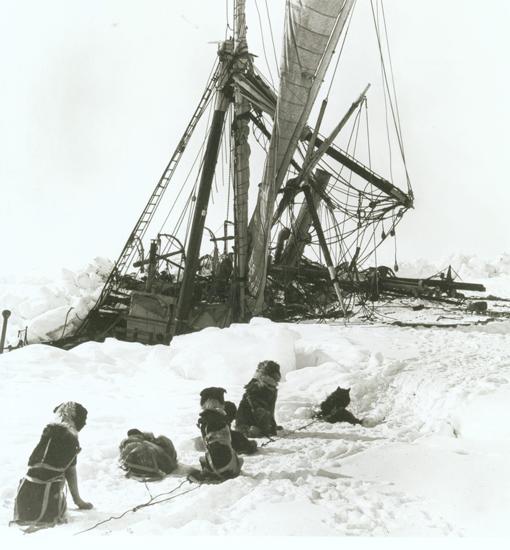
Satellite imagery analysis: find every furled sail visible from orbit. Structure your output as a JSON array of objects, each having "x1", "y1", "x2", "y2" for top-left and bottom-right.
[{"x1": 247, "y1": 0, "x2": 355, "y2": 313}]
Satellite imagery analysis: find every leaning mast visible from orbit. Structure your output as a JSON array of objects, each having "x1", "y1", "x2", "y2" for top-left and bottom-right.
[
  {"x1": 172, "y1": 55, "x2": 231, "y2": 335},
  {"x1": 173, "y1": 0, "x2": 252, "y2": 334}
]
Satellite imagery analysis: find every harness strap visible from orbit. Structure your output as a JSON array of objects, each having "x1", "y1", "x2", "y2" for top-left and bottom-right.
[
  {"x1": 41, "y1": 438, "x2": 52, "y2": 462},
  {"x1": 124, "y1": 461, "x2": 165, "y2": 478},
  {"x1": 123, "y1": 447, "x2": 166, "y2": 479},
  {"x1": 34, "y1": 482, "x2": 51, "y2": 524},
  {"x1": 204, "y1": 447, "x2": 240, "y2": 478},
  {"x1": 30, "y1": 462, "x2": 67, "y2": 473},
  {"x1": 29, "y1": 438, "x2": 80, "y2": 473},
  {"x1": 24, "y1": 474, "x2": 65, "y2": 485}
]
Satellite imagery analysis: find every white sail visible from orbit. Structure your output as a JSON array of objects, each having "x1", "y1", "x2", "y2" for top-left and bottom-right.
[{"x1": 248, "y1": 0, "x2": 355, "y2": 313}]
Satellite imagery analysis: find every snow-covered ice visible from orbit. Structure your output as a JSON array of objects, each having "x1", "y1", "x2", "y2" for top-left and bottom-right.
[
  {"x1": 1, "y1": 301, "x2": 510, "y2": 537},
  {"x1": 0, "y1": 258, "x2": 112, "y2": 346}
]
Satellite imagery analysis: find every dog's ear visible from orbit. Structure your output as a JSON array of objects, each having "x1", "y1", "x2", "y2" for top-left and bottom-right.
[
  {"x1": 127, "y1": 428, "x2": 143, "y2": 436},
  {"x1": 220, "y1": 388, "x2": 227, "y2": 395},
  {"x1": 53, "y1": 403, "x2": 63, "y2": 413}
]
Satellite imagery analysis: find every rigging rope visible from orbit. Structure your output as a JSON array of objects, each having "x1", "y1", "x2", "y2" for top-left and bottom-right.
[
  {"x1": 369, "y1": 0, "x2": 412, "y2": 195},
  {"x1": 254, "y1": 0, "x2": 276, "y2": 88},
  {"x1": 325, "y1": 0, "x2": 357, "y2": 99},
  {"x1": 263, "y1": 0, "x2": 280, "y2": 79}
]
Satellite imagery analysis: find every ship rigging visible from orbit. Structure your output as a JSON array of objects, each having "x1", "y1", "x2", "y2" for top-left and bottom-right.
[{"x1": 63, "y1": 0, "x2": 483, "y2": 348}]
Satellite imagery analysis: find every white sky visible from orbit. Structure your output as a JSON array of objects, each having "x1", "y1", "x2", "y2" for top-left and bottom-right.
[{"x1": 1, "y1": 0, "x2": 509, "y2": 277}]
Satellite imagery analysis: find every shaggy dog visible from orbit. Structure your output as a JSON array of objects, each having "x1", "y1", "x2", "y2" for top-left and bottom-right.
[
  {"x1": 316, "y1": 387, "x2": 363, "y2": 425},
  {"x1": 12, "y1": 402, "x2": 91, "y2": 529},
  {"x1": 119, "y1": 429, "x2": 178, "y2": 480},
  {"x1": 235, "y1": 360, "x2": 282, "y2": 437},
  {"x1": 196, "y1": 387, "x2": 243, "y2": 481}
]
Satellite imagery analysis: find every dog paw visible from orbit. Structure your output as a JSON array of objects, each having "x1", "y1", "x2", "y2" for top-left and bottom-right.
[
  {"x1": 361, "y1": 417, "x2": 382, "y2": 428},
  {"x1": 187, "y1": 468, "x2": 205, "y2": 483}
]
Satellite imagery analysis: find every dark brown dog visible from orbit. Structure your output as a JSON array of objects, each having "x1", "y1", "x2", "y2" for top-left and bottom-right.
[{"x1": 235, "y1": 360, "x2": 282, "y2": 437}]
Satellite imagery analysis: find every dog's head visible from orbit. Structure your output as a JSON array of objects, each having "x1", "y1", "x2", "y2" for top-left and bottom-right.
[
  {"x1": 254, "y1": 360, "x2": 281, "y2": 387},
  {"x1": 200, "y1": 387, "x2": 227, "y2": 410},
  {"x1": 324, "y1": 386, "x2": 351, "y2": 409},
  {"x1": 53, "y1": 401, "x2": 88, "y2": 431}
]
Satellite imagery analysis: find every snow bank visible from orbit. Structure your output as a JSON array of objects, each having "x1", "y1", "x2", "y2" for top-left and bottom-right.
[{"x1": 166, "y1": 318, "x2": 299, "y2": 386}]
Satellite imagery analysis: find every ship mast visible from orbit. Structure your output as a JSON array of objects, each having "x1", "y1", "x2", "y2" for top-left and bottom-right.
[
  {"x1": 172, "y1": 50, "x2": 232, "y2": 335},
  {"x1": 232, "y1": 0, "x2": 251, "y2": 321},
  {"x1": 173, "y1": 1, "x2": 252, "y2": 334}
]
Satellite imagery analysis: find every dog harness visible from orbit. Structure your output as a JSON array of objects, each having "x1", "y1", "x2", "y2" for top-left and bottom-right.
[
  {"x1": 203, "y1": 425, "x2": 242, "y2": 479},
  {"x1": 15, "y1": 437, "x2": 79, "y2": 525}
]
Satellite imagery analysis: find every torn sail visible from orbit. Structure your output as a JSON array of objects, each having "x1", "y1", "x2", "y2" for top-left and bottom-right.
[{"x1": 247, "y1": 0, "x2": 355, "y2": 313}]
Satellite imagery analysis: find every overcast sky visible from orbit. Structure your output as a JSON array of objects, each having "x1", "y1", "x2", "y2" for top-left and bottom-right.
[{"x1": 1, "y1": 0, "x2": 509, "y2": 277}]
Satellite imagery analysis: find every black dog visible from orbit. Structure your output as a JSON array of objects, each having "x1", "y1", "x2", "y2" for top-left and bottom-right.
[
  {"x1": 196, "y1": 387, "x2": 243, "y2": 481},
  {"x1": 316, "y1": 387, "x2": 362, "y2": 425},
  {"x1": 235, "y1": 360, "x2": 282, "y2": 437}
]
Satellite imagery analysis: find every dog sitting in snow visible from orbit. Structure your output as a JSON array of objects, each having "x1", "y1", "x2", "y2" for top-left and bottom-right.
[
  {"x1": 316, "y1": 387, "x2": 363, "y2": 425},
  {"x1": 235, "y1": 360, "x2": 283, "y2": 437},
  {"x1": 196, "y1": 387, "x2": 243, "y2": 481},
  {"x1": 192, "y1": 400, "x2": 258, "y2": 455}
]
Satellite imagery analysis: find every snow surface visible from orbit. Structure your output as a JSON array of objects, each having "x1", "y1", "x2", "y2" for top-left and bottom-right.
[
  {"x1": 1, "y1": 316, "x2": 510, "y2": 538},
  {"x1": 1, "y1": 257, "x2": 510, "y2": 539}
]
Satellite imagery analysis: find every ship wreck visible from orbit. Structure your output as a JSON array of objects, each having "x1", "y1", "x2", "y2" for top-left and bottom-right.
[{"x1": 63, "y1": 0, "x2": 485, "y2": 348}]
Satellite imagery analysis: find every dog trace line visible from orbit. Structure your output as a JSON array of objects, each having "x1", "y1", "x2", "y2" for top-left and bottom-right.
[
  {"x1": 73, "y1": 478, "x2": 199, "y2": 535},
  {"x1": 259, "y1": 419, "x2": 318, "y2": 448}
]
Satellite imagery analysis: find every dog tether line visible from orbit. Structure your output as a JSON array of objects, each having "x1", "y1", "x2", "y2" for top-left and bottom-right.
[
  {"x1": 259, "y1": 419, "x2": 318, "y2": 448},
  {"x1": 74, "y1": 478, "x2": 201, "y2": 535}
]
